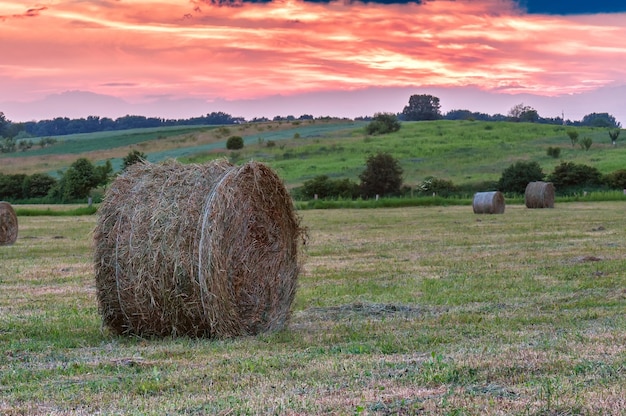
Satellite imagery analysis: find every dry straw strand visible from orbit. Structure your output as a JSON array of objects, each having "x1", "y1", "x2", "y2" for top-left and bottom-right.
[
  {"x1": 93, "y1": 159, "x2": 304, "y2": 338},
  {"x1": 472, "y1": 191, "x2": 505, "y2": 214},
  {"x1": 0, "y1": 201, "x2": 18, "y2": 246},
  {"x1": 525, "y1": 181, "x2": 555, "y2": 208}
]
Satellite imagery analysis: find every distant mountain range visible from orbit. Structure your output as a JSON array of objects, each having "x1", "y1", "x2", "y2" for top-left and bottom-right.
[{"x1": 2, "y1": 85, "x2": 625, "y2": 125}]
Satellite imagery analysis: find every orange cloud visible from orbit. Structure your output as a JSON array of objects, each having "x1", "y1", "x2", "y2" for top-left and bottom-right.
[{"x1": 1, "y1": 0, "x2": 625, "y2": 104}]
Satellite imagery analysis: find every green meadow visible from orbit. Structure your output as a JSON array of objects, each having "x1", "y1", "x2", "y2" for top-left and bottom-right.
[
  {"x1": 2, "y1": 120, "x2": 624, "y2": 193},
  {"x1": 1, "y1": 203, "x2": 624, "y2": 414}
]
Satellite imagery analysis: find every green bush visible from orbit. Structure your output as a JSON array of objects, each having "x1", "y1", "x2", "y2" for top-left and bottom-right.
[
  {"x1": 297, "y1": 175, "x2": 359, "y2": 200},
  {"x1": 547, "y1": 161, "x2": 603, "y2": 190},
  {"x1": 226, "y1": 135, "x2": 244, "y2": 150},
  {"x1": 365, "y1": 113, "x2": 401, "y2": 135},
  {"x1": 417, "y1": 177, "x2": 457, "y2": 197},
  {"x1": 604, "y1": 169, "x2": 626, "y2": 189},
  {"x1": 497, "y1": 161, "x2": 544, "y2": 194},
  {"x1": 579, "y1": 136, "x2": 593, "y2": 151},
  {"x1": 123, "y1": 149, "x2": 147, "y2": 170},
  {"x1": 546, "y1": 146, "x2": 561, "y2": 158}
]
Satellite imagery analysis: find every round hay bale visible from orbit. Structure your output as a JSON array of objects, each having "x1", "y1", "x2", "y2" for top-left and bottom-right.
[
  {"x1": 525, "y1": 181, "x2": 555, "y2": 208},
  {"x1": 0, "y1": 201, "x2": 18, "y2": 246},
  {"x1": 472, "y1": 191, "x2": 505, "y2": 214},
  {"x1": 93, "y1": 160, "x2": 305, "y2": 338}
]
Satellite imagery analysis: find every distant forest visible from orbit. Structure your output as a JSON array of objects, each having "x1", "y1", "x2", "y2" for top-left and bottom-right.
[{"x1": 0, "y1": 104, "x2": 621, "y2": 139}]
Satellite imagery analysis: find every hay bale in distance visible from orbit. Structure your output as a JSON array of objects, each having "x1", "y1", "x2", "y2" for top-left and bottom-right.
[
  {"x1": 93, "y1": 160, "x2": 305, "y2": 338},
  {"x1": 0, "y1": 201, "x2": 18, "y2": 246},
  {"x1": 525, "y1": 181, "x2": 555, "y2": 208},
  {"x1": 472, "y1": 191, "x2": 505, "y2": 214}
]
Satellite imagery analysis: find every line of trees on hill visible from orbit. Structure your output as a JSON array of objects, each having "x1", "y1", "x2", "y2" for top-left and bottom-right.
[
  {"x1": 0, "y1": 94, "x2": 621, "y2": 142},
  {"x1": 0, "y1": 112, "x2": 322, "y2": 141},
  {"x1": 398, "y1": 94, "x2": 621, "y2": 128}
]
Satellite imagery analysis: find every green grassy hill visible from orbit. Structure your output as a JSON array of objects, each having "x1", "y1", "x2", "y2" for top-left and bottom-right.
[
  {"x1": 2, "y1": 119, "x2": 624, "y2": 191},
  {"x1": 181, "y1": 120, "x2": 624, "y2": 190}
]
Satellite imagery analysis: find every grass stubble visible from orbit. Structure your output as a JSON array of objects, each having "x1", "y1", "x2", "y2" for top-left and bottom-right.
[{"x1": 0, "y1": 202, "x2": 624, "y2": 415}]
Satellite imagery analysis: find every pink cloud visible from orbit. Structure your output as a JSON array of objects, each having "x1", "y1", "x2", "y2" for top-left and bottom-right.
[{"x1": 0, "y1": 0, "x2": 625, "y2": 108}]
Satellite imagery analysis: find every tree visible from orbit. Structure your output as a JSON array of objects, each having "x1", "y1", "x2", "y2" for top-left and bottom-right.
[
  {"x1": 580, "y1": 112, "x2": 620, "y2": 128},
  {"x1": 566, "y1": 129, "x2": 579, "y2": 147},
  {"x1": 53, "y1": 158, "x2": 101, "y2": 201},
  {"x1": 226, "y1": 135, "x2": 244, "y2": 150},
  {"x1": 122, "y1": 150, "x2": 147, "y2": 170},
  {"x1": 401, "y1": 94, "x2": 441, "y2": 121},
  {"x1": 365, "y1": 112, "x2": 401, "y2": 135},
  {"x1": 508, "y1": 103, "x2": 538, "y2": 122},
  {"x1": 0, "y1": 173, "x2": 27, "y2": 200},
  {"x1": 359, "y1": 152, "x2": 403, "y2": 198},
  {"x1": 23, "y1": 173, "x2": 57, "y2": 198},
  {"x1": 497, "y1": 161, "x2": 544, "y2": 194},
  {"x1": 0, "y1": 112, "x2": 8, "y2": 137},
  {"x1": 547, "y1": 162, "x2": 603, "y2": 190},
  {"x1": 95, "y1": 160, "x2": 113, "y2": 186},
  {"x1": 608, "y1": 129, "x2": 620, "y2": 146}
]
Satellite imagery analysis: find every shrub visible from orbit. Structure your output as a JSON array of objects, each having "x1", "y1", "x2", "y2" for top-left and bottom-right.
[
  {"x1": 23, "y1": 173, "x2": 57, "y2": 198},
  {"x1": 365, "y1": 113, "x2": 401, "y2": 135},
  {"x1": 547, "y1": 161, "x2": 603, "y2": 190},
  {"x1": 226, "y1": 136, "x2": 244, "y2": 150},
  {"x1": 566, "y1": 129, "x2": 579, "y2": 147},
  {"x1": 546, "y1": 146, "x2": 561, "y2": 158},
  {"x1": 417, "y1": 177, "x2": 457, "y2": 197},
  {"x1": 123, "y1": 150, "x2": 147, "y2": 170},
  {"x1": 604, "y1": 169, "x2": 626, "y2": 189},
  {"x1": 298, "y1": 175, "x2": 359, "y2": 200},
  {"x1": 497, "y1": 161, "x2": 544, "y2": 194},
  {"x1": 579, "y1": 136, "x2": 592, "y2": 151}
]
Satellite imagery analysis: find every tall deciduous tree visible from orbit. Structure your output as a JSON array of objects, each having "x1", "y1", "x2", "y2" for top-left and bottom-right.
[
  {"x1": 359, "y1": 152, "x2": 403, "y2": 198},
  {"x1": 508, "y1": 103, "x2": 538, "y2": 122},
  {"x1": 401, "y1": 95, "x2": 441, "y2": 121}
]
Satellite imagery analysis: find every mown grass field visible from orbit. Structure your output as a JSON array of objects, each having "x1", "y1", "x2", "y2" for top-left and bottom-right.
[{"x1": 1, "y1": 202, "x2": 624, "y2": 415}]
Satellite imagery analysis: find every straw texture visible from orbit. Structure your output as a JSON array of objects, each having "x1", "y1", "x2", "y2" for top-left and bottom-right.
[
  {"x1": 472, "y1": 191, "x2": 505, "y2": 214},
  {"x1": 0, "y1": 201, "x2": 18, "y2": 246},
  {"x1": 525, "y1": 181, "x2": 555, "y2": 208},
  {"x1": 93, "y1": 160, "x2": 304, "y2": 338}
]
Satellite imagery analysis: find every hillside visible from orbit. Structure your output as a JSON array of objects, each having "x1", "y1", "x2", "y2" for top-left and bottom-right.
[{"x1": 1, "y1": 119, "x2": 624, "y2": 191}]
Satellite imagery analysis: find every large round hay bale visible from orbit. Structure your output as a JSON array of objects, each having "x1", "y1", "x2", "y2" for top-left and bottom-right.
[
  {"x1": 472, "y1": 191, "x2": 505, "y2": 214},
  {"x1": 0, "y1": 201, "x2": 18, "y2": 246},
  {"x1": 525, "y1": 181, "x2": 555, "y2": 208},
  {"x1": 93, "y1": 160, "x2": 305, "y2": 338}
]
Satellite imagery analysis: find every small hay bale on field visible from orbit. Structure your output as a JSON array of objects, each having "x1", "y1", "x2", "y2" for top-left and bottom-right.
[
  {"x1": 93, "y1": 159, "x2": 305, "y2": 338},
  {"x1": 525, "y1": 181, "x2": 555, "y2": 208},
  {"x1": 472, "y1": 191, "x2": 505, "y2": 214},
  {"x1": 0, "y1": 201, "x2": 18, "y2": 246}
]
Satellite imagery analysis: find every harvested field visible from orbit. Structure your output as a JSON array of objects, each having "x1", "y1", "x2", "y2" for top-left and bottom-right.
[{"x1": 0, "y1": 203, "x2": 624, "y2": 415}]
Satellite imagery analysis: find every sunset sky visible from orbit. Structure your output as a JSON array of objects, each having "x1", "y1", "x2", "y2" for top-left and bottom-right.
[{"x1": 1, "y1": 0, "x2": 626, "y2": 122}]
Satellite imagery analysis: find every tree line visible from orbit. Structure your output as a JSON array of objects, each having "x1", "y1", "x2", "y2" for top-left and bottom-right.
[{"x1": 398, "y1": 94, "x2": 621, "y2": 128}]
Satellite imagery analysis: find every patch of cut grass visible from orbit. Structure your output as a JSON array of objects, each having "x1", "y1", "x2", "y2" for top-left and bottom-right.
[{"x1": 0, "y1": 202, "x2": 624, "y2": 414}]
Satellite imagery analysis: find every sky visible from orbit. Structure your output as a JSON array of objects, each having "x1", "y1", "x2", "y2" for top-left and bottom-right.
[{"x1": 1, "y1": 0, "x2": 626, "y2": 123}]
